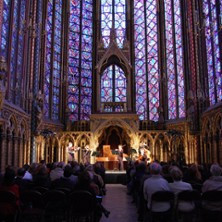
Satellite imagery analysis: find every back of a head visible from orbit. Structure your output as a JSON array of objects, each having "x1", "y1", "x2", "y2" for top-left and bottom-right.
[
  {"x1": 4, "y1": 167, "x2": 16, "y2": 185},
  {"x1": 170, "y1": 166, "x2": 183, "y2": 181},
  {"x1": 17, "y1": 168, "x2": 26, "y2": 177},
  {"x1": 64, "y1": 165, "x2": 72, "y2": 178},
  {"x1": 149, "y1": 162, "x2": 162, "y2": 175},
  {"x1": 210, "y1": 164, "x2": 222, "y2": 177}
]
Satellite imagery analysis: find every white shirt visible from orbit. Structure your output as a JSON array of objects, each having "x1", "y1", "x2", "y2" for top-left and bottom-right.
[
  {"x1": 169, "y1": 180, "x2": 194, "y2": 212},
  {"x1": 143, "y1": 175, "x2": 170, "y2": 212},
  {"x1": 23, "y1": 171, "x2": 33, "y2": 181}
]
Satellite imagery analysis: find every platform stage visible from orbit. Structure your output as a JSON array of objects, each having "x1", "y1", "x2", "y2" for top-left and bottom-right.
[{"x1": 105, "y1": 170, "x2": 127, "y2": 185}]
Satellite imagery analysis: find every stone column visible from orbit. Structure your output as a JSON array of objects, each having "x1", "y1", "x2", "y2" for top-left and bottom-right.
[
  {"x1": 18, "y1": 137, "x2": 23, "y2": 167},
  {"x1": 13, "y1": 136, "x2": 19, "y2": 167},
  {"x1": 7, "y1": 133, "x2": 12, "y2": 166},
  {"x1": 0, "y1": 131, "x2": 6, "y2": 172}
]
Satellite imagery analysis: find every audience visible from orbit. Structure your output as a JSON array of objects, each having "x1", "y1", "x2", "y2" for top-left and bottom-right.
[
  {"x1": 143, "y1": 162, "x2": 170, "y2": 212},
  {"x1": 0, "y1": 159, "x2": 222, "y2": 221}
]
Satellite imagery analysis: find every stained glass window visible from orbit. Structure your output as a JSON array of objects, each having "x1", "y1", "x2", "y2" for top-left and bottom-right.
[
  {"x1": 101, "y1": 65, "x2": 126, "y2": 102},
  {"x1": 101, "y1": 0, "x2": 126, "y2": 48},
  {"x1": 134, "y1": 0, "x2": 159, "y2": 121},
  {"x1": 164, "y1": 0, "x2": 185, "y2": 119},
  {"x1": 68, "y1": 0, "x2": 93, "y2": 121},
  {"x1": 44, "y1": 0, "x2": 63, "y2": 120},
  {"x1": 203, "y1": 0, "x2": 222, "y2": 105},
  {"x1": 0, "y1": 0, "x2": 27, "y2": 104},
  {"x1": 0, "y1": 0, "x2": 11, "y2": 58}
]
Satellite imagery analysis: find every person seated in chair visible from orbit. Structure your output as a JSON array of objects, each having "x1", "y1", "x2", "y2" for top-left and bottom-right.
[
  {"x1": 202, "y1": 164, "x2": 222, "y2": 211},
  {"x1": 169, "y1": 166, "x2": 194, "y2": 211},
  {"x1": 143, "y1": 162, "x2": 170, "y2": 212}
]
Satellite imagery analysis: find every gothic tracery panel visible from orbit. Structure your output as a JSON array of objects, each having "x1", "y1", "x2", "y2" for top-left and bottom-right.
[
  {"x1": 203, "y1": 0, "x2": 222, "y2": 105},
  {"x1": 68, "y1": 0, "x2": 93, "y2": 121},
  {"x1": 134, "y1": 0, "x2": 159, "y2": 121}
]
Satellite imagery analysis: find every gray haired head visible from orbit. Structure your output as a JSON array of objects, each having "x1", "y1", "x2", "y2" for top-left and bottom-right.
[
  {"x1": 210, "y1": 164, "x2": 222, "y2": 176},
  {"x1": 149, "y1": 162, "x2": 162, "y2": 175}
]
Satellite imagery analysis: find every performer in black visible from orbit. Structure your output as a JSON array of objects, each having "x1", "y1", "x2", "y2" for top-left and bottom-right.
[
  {"x1": 117, "y1": 145, "x2": 124, "y2": 171},
  {"x1": 83, "y1": 145, "x2": 91, "y2": 165}
]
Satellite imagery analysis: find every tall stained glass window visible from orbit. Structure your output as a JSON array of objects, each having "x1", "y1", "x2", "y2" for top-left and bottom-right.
[
  {"x1": 164, "y1": 0, "x2": 185, "y2": 119},
  {"x1": 0, "y1": 0, "x2": 27, "y2": 105},
  {"x1": 203, "y1": 0, "x2": 222, "y2": 105},
  {"x1": 44, "y1": 0, "x2": 63, "y2": 120},
  {"x1": 101, "y1": 0, "x2": 126, "y2": 48},
  {"x1": 101, "y1": 65, "x2": 127, "y2": 102},
  {"x1": 68, "y1": 0, "x2": 93, "y2": 121},
  {"x1": 134, "y1": 0, "x2": 160, "y2": 121},
  {"x1": 0, "y1": 0, "x2": 12, "y2": 58}
]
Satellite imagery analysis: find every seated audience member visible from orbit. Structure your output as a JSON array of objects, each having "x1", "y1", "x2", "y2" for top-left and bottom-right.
[
  {"x1": 143, "y1": 162, "x2": 170, "y2": 212},
  {"x1": 15, "y1": 168, "x2": 33, "y2": 192},
  {"x1": 202, "y1": 164, "x2": 222, "y2": 192},
  {"x1": 77, "y1": 171, "x2": 110, "y2": 219},
  {"x1": 0, "y1": 167, "x2": 20, "y2": 216},
  {"x1": 50, "y1": 162, "x2": 64, "y2": 181},
  {"x1": 52, "y1": 165, "x2": 78, "y2": 190},
  {"x1": 32, "y1": 164, "x2": 51, "y2": 188},
  {"x1": 184, "y1": 164, "x2": 202, "y2": 185},
  {"x1": 169, "y1": 166, "x2": 194, "y2": 211},
  {"x1": 202, "y1": 164, "x2": 222, "y2": 211}
]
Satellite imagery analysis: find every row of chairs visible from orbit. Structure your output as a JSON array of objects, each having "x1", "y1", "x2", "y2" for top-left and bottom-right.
[
  {"x1": 0, "y1": 188, "x2": 96, "y2": 222},
  {"x1": 145, "y1": 190, "x2": 222, "y2": 222}
]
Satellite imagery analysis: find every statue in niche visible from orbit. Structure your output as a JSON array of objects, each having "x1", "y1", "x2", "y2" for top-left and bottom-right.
[
  {"x1": 35, "y1": 90, "x2": 44, "y2": 129},
  {"x1": 0, "y1": 56, "x2": 7, "y2": 112},
  {"x1": 187, "y1": 90, "x2": 196, "y2": 131}
]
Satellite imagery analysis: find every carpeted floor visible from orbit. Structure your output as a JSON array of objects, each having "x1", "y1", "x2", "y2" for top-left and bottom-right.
[{"x1": 100, "y1": 184, "x2": 137, "y2": 222}]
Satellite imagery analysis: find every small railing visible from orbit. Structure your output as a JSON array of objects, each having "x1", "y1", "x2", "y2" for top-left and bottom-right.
[
  {"x1": 72, "y1": 121, "x2": 90, "y2": 131},
  {"x1": 101, "y1": 102, "x2": 127, "y2": 113}
]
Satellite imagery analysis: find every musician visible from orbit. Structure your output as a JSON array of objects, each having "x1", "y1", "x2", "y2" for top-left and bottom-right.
[
  {"x1": 83, "y1": 145, "x2": 91, "y2": 165},
  {"x1": 139, "y1": 147, "x2": 148, "y2": 162},
  {"x1": 67, "y1": 142, "x2": 80, "y2": 162},
  {"x1": 117, "y1": 145, "x2": 124, "y2": 171},
  {"x1": 139, "y1": 146, "x2": 152, "y2": 164}
]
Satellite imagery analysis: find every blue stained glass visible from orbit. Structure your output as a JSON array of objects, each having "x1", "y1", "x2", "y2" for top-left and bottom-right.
[
  {"x1": 10, "y1": 0, "x2": 19, "y2": 83},
  {"x1": 203, "y1": 0, "x2": 222, "y2": 104},
  {"x1": 44, "y1": 0, "x2": 62, "y2": 120},
  {"x1": 68, "y1": 0, "x2": 93, "y2": 121},
  {"x1": 44, "y1": 0, "x2": 53, "y2": 118},
  {"x1": 101, "y1": 65, "x2": 126, "y2": 103},
  {"x1": 0, "y1": 0, "x2": 11, "y2": 58}
]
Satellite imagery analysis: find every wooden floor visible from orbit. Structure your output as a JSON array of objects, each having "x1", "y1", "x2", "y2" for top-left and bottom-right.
[{"x1": 100, "y1": 184, "x2": 138, "y2": 222}]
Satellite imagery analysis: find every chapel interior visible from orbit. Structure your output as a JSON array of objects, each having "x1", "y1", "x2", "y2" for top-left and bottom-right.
[
  {"x1": 0, "y1": 0, "x2": 221, "y2": 171},
  {"x1": 0, "y1": 0, "x2": 222, "y2": 222}
]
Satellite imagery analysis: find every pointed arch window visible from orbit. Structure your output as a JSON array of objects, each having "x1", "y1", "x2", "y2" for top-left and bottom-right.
[
  {"x1": 101, "y1": 0, "x2": 126, "y2": 48},
  {"x1": 68, "y1": 0, "x2": 93, "y2": 121},
  {"x1": 44, "y1": 0, "x2": 63, "y2": 120},
  {"x1": 203, "y1": 0, "x2": 222, "y2": 105},
  {"x1": 101, "y1": 65, "x2": 127, "y2": 103}
]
